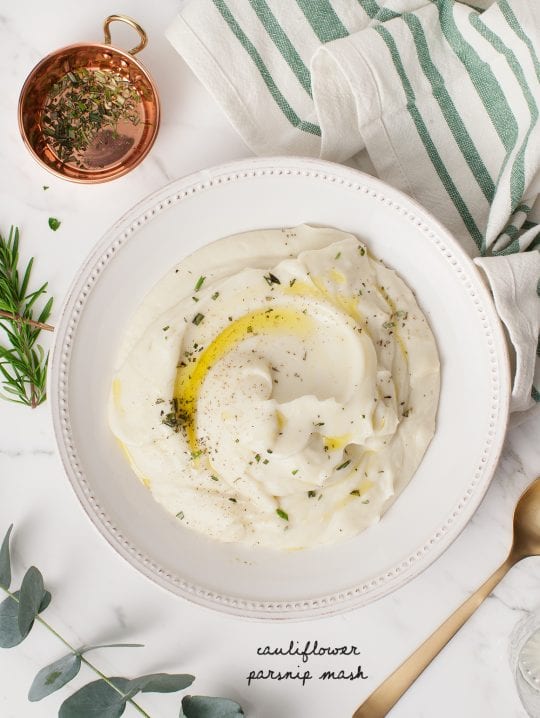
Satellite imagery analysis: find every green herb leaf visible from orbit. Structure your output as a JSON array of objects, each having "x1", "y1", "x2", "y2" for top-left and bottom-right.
[
  {"x1": 42, "y1": 186, "x2": 49, "y2": 191},
  {"x1": 0, "y1": 227, "x2": 54, "y2": 407},
  {"x1": 81, "y1": 644, "x2": 144, "y2": 654},
  {"x1": 211, "y1": 291, "x2": 219, "y2": 301},
  {"x1": 0, "y1": 594, "x2": 25, "y2": 648},
  {"x1": 126, "y1": 673, "x2": 195, "y2": 697},
  {"x1": 18, "y1": 566, "x2": 46, "y2": 638},
  {"x1": 59, "y1": 677, "x2": 131, "y2": 718},
  {"x1": 181, "y1": 695, "x2": 245, "y2": 718},
  {"x1": 276, "y1": 508, "x2": 288, "y2": 521},
  {"x1": 194, "y1": 276, "x2": 206, "y2": 292},
  {"x1": 0, "y1": 524, "x2": 13, "y2": 589},
  {"x1": 336, "y1": 460, "x2": 351, "y2": 471},
  {"x1": 39, "y1": 590, "x2": 52, "y2": 613},
  {"x1": 192, "y1": 313, "x2": 204, "y2": 326},
  {"x1": 48, "y1": 218, "x2": 61, "y2": 232},
  {"x1": 307, "y1": 490, "x2": 317, "y2": 498},
  {"x1": 264, "y1": 273, "x2": 280, "y2": 286},
  {"x1": 29, "y1": 652, "x2": 82, "y2": 702}
]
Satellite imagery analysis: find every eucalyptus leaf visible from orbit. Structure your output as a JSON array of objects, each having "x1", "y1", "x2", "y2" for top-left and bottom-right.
[
  {"x1": 39, "y1": 590, "x2": 51, "y2": 613},
  {"x1": 59, "y1": 677, "x2": 130, "y2": 718},
  {"x1": 0, "y1": 587, "x2": 51, "y2": 648},
  {"x1": 28, "y1": 652, "x2": 81, "y2": 701},
  {"x1": 82, "y1": 643, "x2": 144, "y2": 655},
  {"x1": 0, "y1": 594, "x2": 24, "y2": 648},
  {"x1": 0, "y1": 524, "x2": 13, "y2": 589},
  {"x1": 181, "y1": 696, "x2": 245, "y2": 718},
  {"x1": 18, "y1": 566, "x2": 46, "y2": 638},
  {"x1": 126, "y1": 672, "x2": 195, "y2": 698}
]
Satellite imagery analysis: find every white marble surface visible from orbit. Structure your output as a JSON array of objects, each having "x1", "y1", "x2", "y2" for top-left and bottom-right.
[{"x1": 1, "y1": 2, "x2": 539, "y2": 717}]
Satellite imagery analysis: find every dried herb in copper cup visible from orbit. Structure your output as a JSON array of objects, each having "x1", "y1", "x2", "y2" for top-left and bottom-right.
[{"x1": 18, "y1": 15, "x2": 160, "y2": 183}]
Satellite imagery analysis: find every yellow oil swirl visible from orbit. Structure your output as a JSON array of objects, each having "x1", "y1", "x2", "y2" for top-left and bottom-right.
[{"x1": 174, "y1": 307, "x2": 314, "y2": 451}]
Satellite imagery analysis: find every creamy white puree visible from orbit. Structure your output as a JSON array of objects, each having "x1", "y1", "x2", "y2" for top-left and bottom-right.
[{"x1": 109, "y1": 225, "x2": 439, "y2": 549}]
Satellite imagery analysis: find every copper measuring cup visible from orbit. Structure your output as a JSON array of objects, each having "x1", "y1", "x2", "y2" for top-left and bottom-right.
[{"x1": 18, "y1": 15, "x2": 160, "y2": 183}]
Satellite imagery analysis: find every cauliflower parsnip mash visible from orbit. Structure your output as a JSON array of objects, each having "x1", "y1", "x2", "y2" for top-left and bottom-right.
[{"x1": 109, "y1": 225, "x2": 439, "y2": 549}]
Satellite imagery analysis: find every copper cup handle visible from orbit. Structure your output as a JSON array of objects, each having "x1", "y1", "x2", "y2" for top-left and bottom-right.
[{"x1": 103, "y1": 15, "x2": 148, "y2": 56}]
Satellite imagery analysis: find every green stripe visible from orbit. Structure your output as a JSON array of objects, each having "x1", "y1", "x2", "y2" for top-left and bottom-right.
[
  {"x1": 212, "y1": 0, "x2": 321, "y2": 136},
  {"x1": 295, "y1": 0, "x2": 349, "y2": 42},
  {"x1": 374, "y1": 24, "x2": 484, "y2": 250},
  {"x1": 499, "y1": 0, "x2": 540, "y2": 82},
  {"x1": 356, "y1": 0, "x2": 400, "y2": 22},
  {"x1": 432, "y1": 0, "x2": 518, "y2": 153},
  {"x1": 403, "y1": 13, "x2": 495, "y2": 210},
  {"x1": 494, "y1": 226, "x2": 540, "y2": 255},
  {"x1": 516, "y1": 203, "x2": 532, "y2": 215},
  {"x1": 502, "y1": 224, "x2": 519, "y2": 240},
  {"x1": 532, "y1": 385, "x2": 540, "y2": 403},
  {"x1": 523, "y1": 220, "x2": 537, "y2": 230},
  {"x1": 470, "y1": 13, "x2": 538, "y2": 212},
  {"x1": 249, "y1": 0, "x2": 312, "y2": 97}
]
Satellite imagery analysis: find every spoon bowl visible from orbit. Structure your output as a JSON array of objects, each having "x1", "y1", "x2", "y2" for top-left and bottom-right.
[
  {"x1": 354, "y1": 477, "x2": 540, "y2": 718},
  {"x1": 511, "y1": 479, "x2": 540, "y2": 559}
]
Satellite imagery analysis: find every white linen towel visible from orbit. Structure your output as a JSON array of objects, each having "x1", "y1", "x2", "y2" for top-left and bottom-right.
[{"x1": 167, "y1": 0, "x2": 540, "y2": 413}]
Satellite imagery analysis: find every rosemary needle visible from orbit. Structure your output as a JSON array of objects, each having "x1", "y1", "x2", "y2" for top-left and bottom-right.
[{"x1": 0, "y1": 227, "x2": 54, "y2": 408}]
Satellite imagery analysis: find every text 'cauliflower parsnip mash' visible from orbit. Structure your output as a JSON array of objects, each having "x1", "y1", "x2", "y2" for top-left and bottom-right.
[{"x1": 109, "y1": 225, "x2": 440, "y2": 549}]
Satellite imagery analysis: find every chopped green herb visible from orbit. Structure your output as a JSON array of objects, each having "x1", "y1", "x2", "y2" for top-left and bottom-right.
[
  {"x1": 247, "y1": 325, "x2": 253, "y2": 333},
  {"x1": 291, "y1": 469, "x2": 299, "y2": 475},
  {"x1": 211, "y1": 475, "x2": 219, "y2": 481},
  {"x1": 48, "y1": 217, "x2": 61, "y2": 231},
  {"x1": 176, "y1": 511, "x2": 185, "y2": 520},
  {"x1": 307, "y1": 490, "x2": 317, "y2": 498},
  {"x1": 42, "y1": 185, "x2": 49, "y2": 191},
  {"x1": 194, "y1": 275, "x2": 205, "y2": 292},
  {"x1": 264, "y1": 273, "x2": 281, "y2": 286},
  {"x1": 336, "y1": 459, "x2": 351, "y2": 471},
  {"x1": 335, "y1": 252, "x2": 341, "y2": 260},
  {"x1": 155, "y1": 398, "x2": 165, "y2": 404},
  {"x1": 42, "y1": 67, "x2": 142, "y2": 164},
  {"x1": 162, "y1": 325, "x2": 170, "y2": 331},
  {"x1": 359, "y1": 246, "x2": 366, "y2": 256},
  {"x1": 383, "y1": 320, "x2": 395, "y2": 329},
  {"x1": 229, "y1": 497, "x2": 237, "y2": 503},
  {"x1": 289, "y1": 278, "x2": 297, "y2": 287},
  {"x1": 192, "y1": 296, "x2": 199, "y2": 302},
  {"x1": 162, "y1": 413, "x2": 178, "y2": 429},
  {"x1": 350, "y1": 490, "x2": 361, "y2": 496},
  {"x1": 276, "y1": 508, "x2": 289, "y2": 521},
  {"x1": 314, "y1": 421, "x2": 325, "y2": 427},
  {"x1": 403, "y1": 408, "x2": 412, "y2": 417},
  {"x1": 362, "y1": 499, "x2": 370, "y2": 505},
  {"x1": 254, "y1": 453, "x2": 261, "y2": 463},
  {"x1": 211, "y1": 291, "x2": 220, "y2": 300},
  {"x1": 190, "y1": 449, "x2": 204, "y2": 460},
  {"x1": 263, "y1": 459, "x2": 269, "y2": 465},
  {"x1": 192, "y1": 313, "x2": 204, "y2": 325}
]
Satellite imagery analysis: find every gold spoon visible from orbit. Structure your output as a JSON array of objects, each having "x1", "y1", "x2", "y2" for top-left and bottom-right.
[{"x1": 353, "y1": 477, "x2": 540, "y2": 718}]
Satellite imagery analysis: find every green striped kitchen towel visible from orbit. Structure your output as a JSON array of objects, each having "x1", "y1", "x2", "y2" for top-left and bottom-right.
[{"x1": 167, "y1": 0, "x2": 540, "y2": 413}]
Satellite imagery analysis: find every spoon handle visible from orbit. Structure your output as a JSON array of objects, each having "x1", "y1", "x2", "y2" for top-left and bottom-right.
[{"x1": 353, "y1": 555, "x2": 515, "y2": 718}]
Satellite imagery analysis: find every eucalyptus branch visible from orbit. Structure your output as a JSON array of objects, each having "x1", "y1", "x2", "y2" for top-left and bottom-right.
[
  {"x1": 0, "y1": 524, "x2": 244, "y2": 718},
  {"x1": 0, "y1": 226, "x2": 54, "y2": 408},
  {"x1": 2, "y1": 585, "x2": 152, "y2": 718}
]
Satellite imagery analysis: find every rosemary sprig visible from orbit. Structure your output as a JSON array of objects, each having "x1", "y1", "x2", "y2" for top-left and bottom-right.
[{"x1": 0, "y1": 227, "x2": 54, "y2": 408}]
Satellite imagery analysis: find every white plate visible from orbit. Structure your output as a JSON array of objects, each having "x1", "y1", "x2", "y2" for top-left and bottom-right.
[{"x1": 50, "y1": 157, "x2": 509, "y2": 620}]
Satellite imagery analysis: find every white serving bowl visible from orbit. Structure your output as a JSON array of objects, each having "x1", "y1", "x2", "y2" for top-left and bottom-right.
[{"x1": 50, "y1": 157, "x2": 509, "y2": 620}]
